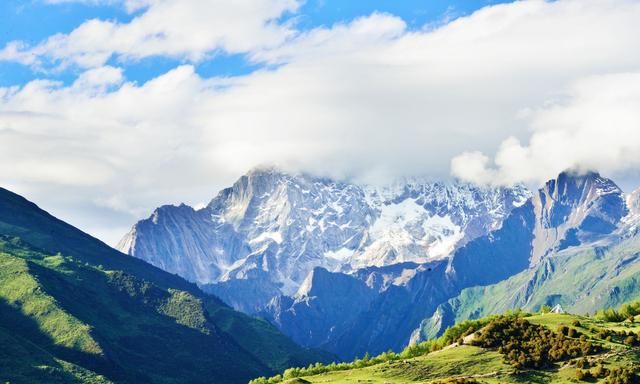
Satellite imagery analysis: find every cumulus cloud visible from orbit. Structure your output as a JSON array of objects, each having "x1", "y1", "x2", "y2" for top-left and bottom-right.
[
  {"x1": 452, "y1": 72, "x2": 640, "y2": 185},
  {"x1": 2, "y1": 0, "x2": 300, "y2": 69},
  {"x1": 0, "y1": 41, "x2": 39, "y2": 66},
  {"x1": 2, "y1": 0, "x2": 640, "y2": 243}
]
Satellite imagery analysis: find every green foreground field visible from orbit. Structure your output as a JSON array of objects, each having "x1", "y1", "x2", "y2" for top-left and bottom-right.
[{"x1": 262, "y1": 313, "x2": 640, "y2": 384}]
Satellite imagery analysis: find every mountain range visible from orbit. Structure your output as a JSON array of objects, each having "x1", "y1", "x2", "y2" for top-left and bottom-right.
[
  {"x1": 118, "y1": 168, "x2": 640, "y2": 360},
  {"x1": 118, "y1": 167, "x2": 530, "y2": 312}
]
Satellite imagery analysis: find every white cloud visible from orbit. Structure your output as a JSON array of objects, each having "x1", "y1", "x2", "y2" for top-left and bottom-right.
[
  {"x1": 72, "y1": 65, "x2": 124, "y2": 91},
  {"x1": 3, "y1": 0, "x2": 300, "y2": 69},
  {"x1": 451, "y1": 152, "x2": 496, "y2": 185},
  {"x1": 452, "y1": 72, "x2": 640, "y2": 185},
  {"x1": 2, "y1": 0, "x2": 640, "y2": 244},
  {"x1": 0, "y1": 41, "x2": 39, "y2": 66}
]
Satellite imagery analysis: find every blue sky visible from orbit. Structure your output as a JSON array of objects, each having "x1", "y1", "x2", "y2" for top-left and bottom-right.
[
  {"x1": 0, "y1": 0, "x2": 511, "y2": 86},
  {"x1": 0, "y1": 0, "x2": 129, "y2": 86}
]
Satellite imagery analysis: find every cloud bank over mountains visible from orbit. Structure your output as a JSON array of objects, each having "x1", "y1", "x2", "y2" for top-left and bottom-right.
[
  {"x1": 1, "y1": 0, "x2": 640, "y2": 243},
  {"x1": 452, "y1": 72, "x2": 640, "y2": 185}
]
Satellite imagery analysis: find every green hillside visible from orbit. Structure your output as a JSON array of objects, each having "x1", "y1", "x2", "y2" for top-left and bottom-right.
[
  {"x1": 252, "y1": 308, "x2": 640, "y2": 384},
  {"x1": 412, "y1": 236, "x2": 640, "y2": 342},
  {"x1": 0, "y1": 187, "x2": 332, "y2": 384}
]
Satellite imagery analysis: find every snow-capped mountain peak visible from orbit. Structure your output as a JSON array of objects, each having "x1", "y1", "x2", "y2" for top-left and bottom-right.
[{"x1": 118, "y1": 167, "x2": 530, "y2": 312}]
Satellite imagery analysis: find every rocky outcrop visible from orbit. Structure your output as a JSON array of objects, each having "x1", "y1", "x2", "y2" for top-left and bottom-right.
[{"x1": 264, "y1": 267, "x2": 378, "y2": 348}]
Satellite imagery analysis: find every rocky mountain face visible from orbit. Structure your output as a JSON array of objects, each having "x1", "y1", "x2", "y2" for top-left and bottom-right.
[
  {"x1": 118, "y1": 167, "x2": 530, "y2": 312},
  {"x1": 529, "y1": 171, "x2": 628, "y2": 264},
  {"x1": 264, "y1": 201, "x2": 537, "y2": 358},
  {"x1": 266, "y1": 267, "x2": 379, "y2": 349},
  {"x1": 119, "y1": 168, "x2": 639, "y2": 360},
  {"x1": 119, "y1": 168, "x2": 375, "y2": 311}
]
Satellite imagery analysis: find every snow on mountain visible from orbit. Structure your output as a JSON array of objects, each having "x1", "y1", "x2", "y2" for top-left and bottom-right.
[
  {"x1": 629, "y1": 188, "x2": 640, "y2": 216},
  {"x1": 530, "y1": 171, "x2": 628, "y2": 264},
  {"x1": 622, "y1": 187, "x2": 640, "y2": 236},
  {"x1": 350, "y1": 181, "x2": 530, "y2": 269},
  {"x1": 118, "y1": 167, "x2": 530, "y2": 312}
]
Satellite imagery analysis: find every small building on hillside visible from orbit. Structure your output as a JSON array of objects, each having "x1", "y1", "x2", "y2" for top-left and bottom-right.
[{"x1": 551, "y1": 304, "x2": 565, "y2": 314}]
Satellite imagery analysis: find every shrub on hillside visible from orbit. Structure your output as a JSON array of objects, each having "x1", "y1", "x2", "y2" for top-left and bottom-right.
[
  {"x1": 624, "y1": 335, "x2": 638, "y2": 346},
  {"x1": 599, "y1": 329, "x2": 612, "y2": 339},
  {"x1": 576, "y1": 369, "x2": 592, "y2": 381},
  {"x1": 568, "y1": 328, "x2": 580, "y2": 338},
  {"x1": 558, "y1": 325, "x2": 569, "y2": 336},
  {"x1": 399, "y1": 314, "x2": 519, "y2": 360},
  {"x1": 592, "y1": 364, "x2": 609, "y2": 379},
  {"x1": 470, "y1": 316, "x2": 601, "y2": 369},
  {"x1": 539, "y1": 305, "x2": 552, "y2": 314},
  {"x1": 575, "y1": 357, "x2": 590, "y2": 369},
  {"x1": 604, "y1": 367, "x2": 639, "y2": 384},
  {"x1": 595, "y1": 300, "x2": 640, "y2": 323}
]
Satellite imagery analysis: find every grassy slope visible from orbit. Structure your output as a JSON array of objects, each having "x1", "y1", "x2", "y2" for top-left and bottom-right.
[
  {"x1": 0, "y1": 320, "x2": 112, "y2": 384},
  {"x1": 0, "y1": 187, "x2": 332, "y2": 384},
  {"x1": 0, "y1": 237, "x2": 270, "y2": 384},
  {"x1": 275, "y1": 313, "x2": 640, "y2": 384},
  {"x1": 300, "y1": 346, "x2": 509, "y2": 384}
]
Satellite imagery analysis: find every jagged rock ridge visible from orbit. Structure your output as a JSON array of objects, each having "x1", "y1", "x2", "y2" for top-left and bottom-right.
[{"x1": 118, "y1": 167, "x2": 530, "y2": 312}]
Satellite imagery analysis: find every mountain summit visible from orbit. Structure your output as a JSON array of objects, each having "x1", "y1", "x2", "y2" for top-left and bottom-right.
[
  {"x1": 118, "y1": 167, "x2": 530, "y2": 312},
  {"x1": 530, "y1": 171, "x2": 628, "y2": 263}
]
